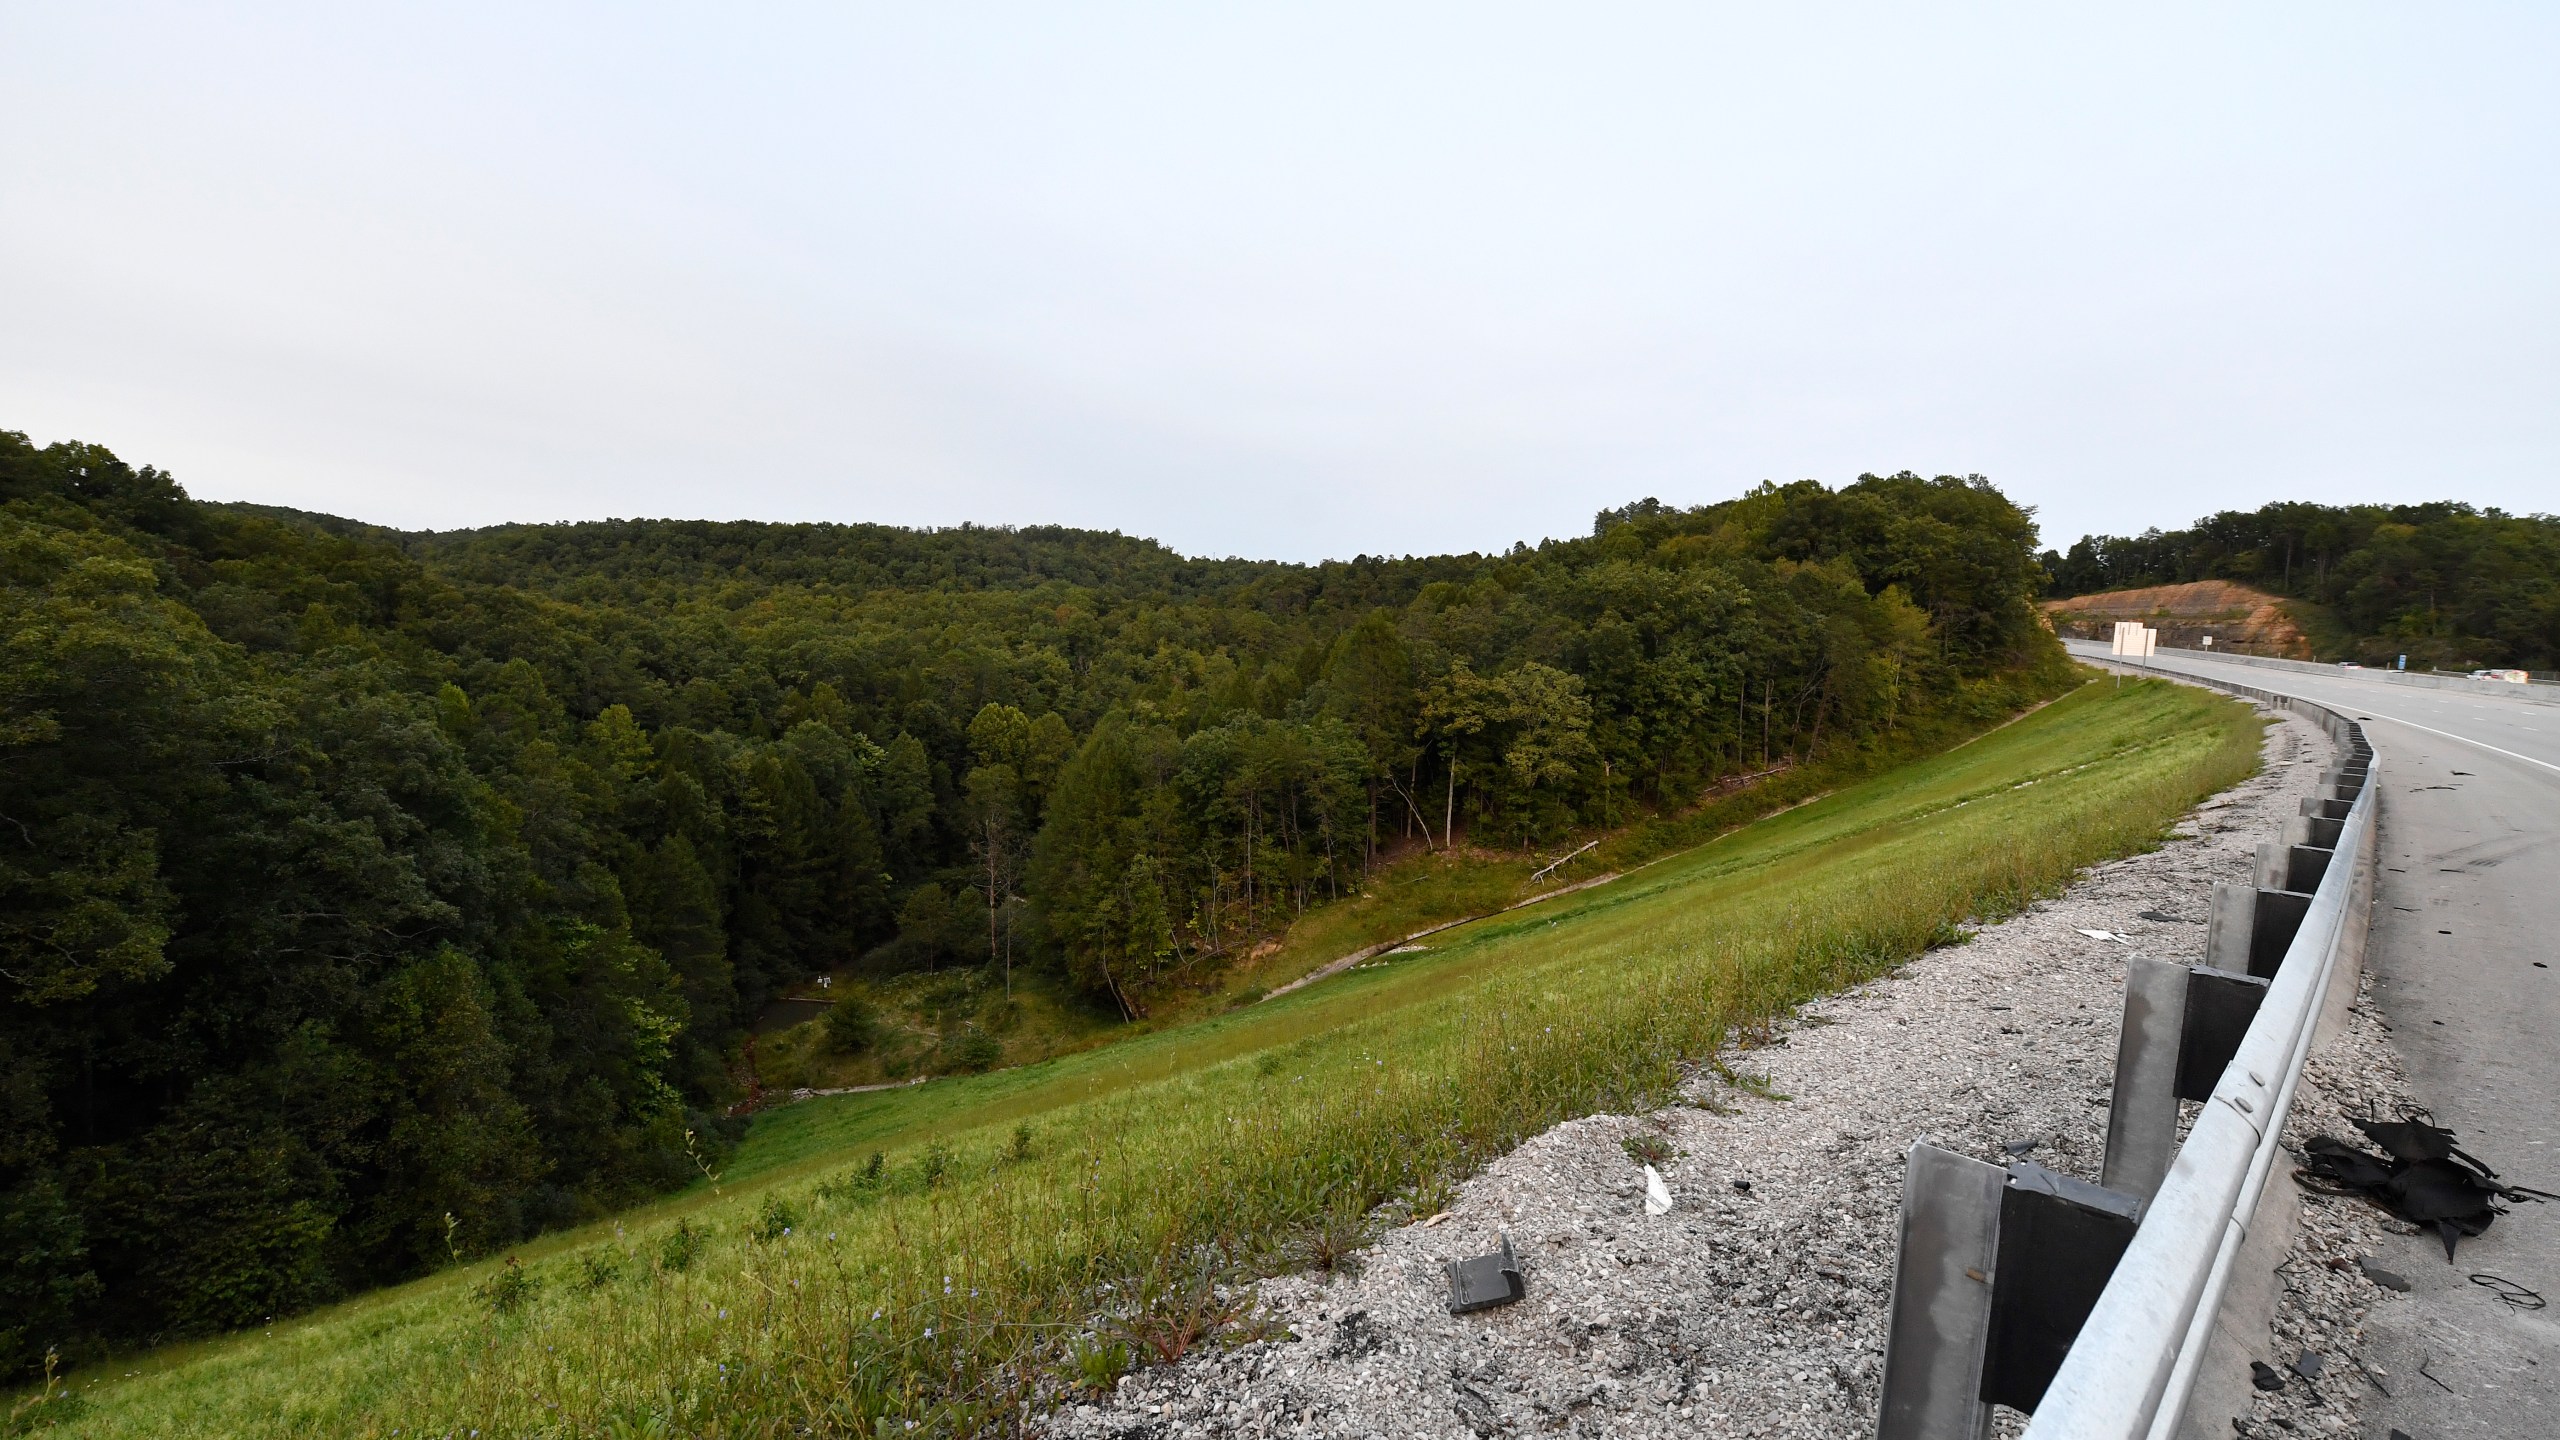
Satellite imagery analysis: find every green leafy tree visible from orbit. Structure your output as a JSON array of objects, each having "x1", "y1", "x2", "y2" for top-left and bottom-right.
[{"x1": 1122, "y1": 854, "x2": 1177, "y2": 980}]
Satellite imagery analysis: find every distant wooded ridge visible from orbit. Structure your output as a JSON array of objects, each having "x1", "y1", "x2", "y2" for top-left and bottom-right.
[
  {"x1": 2042, "y1": 500, "x2": 2560, "y2": 671},
  {"x1": 2, "y1": 429, "x2": 2059, "y2": 1371}
]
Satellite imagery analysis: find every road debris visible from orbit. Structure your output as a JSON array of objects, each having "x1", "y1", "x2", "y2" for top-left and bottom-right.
[
  {"x1": 2357, "y1": 1257, "x2": 2411, "y2": 1291},
  {"x1": 2295, "y1": 1116, "x2": 2556, "y2": 1261},
  {"x1": 2466, "y1": 1273, "x2": 2546, "y2": 1311},
  {"x1": 1642, "y1": 1166, "x2": 1674, "y2": 1216},
  {"x1": 1444, "y1": 1234, "x2": 1525, "y2": 1314}
]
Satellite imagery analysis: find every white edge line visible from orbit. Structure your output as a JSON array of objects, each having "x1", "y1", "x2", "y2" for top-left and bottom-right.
[
  {"x1": 2342, "y1": 710, "x2": 2560, "y2": 777},
  {"x1": 2078, "y1": 645, "x2": 2560, "y2": 778}
]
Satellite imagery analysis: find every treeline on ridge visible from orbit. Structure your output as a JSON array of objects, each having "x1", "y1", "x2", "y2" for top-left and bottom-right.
[
  {"x1": 0, "y1": 430, "x2": 2058, "y2": 1369},
  {"x1": 2042, "y1": 499, "x2": 2560, "y2": 670}
]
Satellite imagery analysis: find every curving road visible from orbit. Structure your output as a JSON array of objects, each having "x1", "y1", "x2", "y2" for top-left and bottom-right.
[{"x1": 2066, "y1": 640, "x2": 2560, "y2": 1439}]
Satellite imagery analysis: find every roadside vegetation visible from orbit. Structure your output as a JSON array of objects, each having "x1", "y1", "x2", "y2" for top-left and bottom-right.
[
  {"x1": 4, "y1": 428, "x2": 2061, "y2": 1374},
  {"x1": 20, "y1": 674, "x2": 2263, "y2": 1437}
]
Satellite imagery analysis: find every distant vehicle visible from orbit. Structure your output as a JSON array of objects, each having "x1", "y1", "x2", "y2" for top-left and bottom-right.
[
  {"x1": 2471, "y1": 668, "x2": 2530, "y2": 684},
  {"x1": 2339, "y1": 662, "x2": 2363, "y2": 669}
]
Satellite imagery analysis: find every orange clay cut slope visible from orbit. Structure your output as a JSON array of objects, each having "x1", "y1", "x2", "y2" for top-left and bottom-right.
[{"x1": 2043, "y1": 580, "x2": 2310, "y2": 658}]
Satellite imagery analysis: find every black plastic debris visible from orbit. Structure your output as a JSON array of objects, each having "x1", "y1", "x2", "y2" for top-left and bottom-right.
[
  {"x1": 2357, "y1": 1258, "x2": 2411, "y2": 1292},
  {"x1": 2469, "y1": 1272, "x2": 2547, "y2": 1311},
  {"x1": 1444, "y1": 1233, "x2": 1524, "y2": 1315},
  {"x1": 2250, "y1": 1360, "x2": 2287, "y2": 1392},
  {"x1": 1732, "y1": 1178, "x2": 1752, "y2": 1193},
  {"x1": 2295, "y1": 1116, "x2": 2557, "y2": 1262}
]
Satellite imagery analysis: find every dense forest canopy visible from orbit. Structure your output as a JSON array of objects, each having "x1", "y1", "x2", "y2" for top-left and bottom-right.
[
  {"x1": 1, "y1": 430, "x2": 2058, "y2": 1369},
  {"x1": 2042, "y1": 500, "x2": 2560, "y2": 670}
]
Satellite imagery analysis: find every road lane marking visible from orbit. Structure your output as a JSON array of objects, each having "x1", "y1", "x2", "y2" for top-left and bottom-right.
[
  {"x1": 2076, "y1": 648, "x2": 2560, "y2": 777},
  {"x1": 2328, "y1": 711, "x2": 2560, "y2": 777}
]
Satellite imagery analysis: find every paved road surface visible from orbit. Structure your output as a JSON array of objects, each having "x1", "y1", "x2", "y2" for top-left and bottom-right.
[{"x1": 2067, "y1": 641, "x2": 2560, "y2": 1439}]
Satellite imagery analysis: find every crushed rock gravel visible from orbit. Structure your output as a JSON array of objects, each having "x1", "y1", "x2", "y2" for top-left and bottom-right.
[{"x1": 1042, "y1": 702, "x2": 2409, "y2": 1440}]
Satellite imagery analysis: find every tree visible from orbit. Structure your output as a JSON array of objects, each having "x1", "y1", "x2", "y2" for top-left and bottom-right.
[
  {"x1": 1122, "y1": 855, "x2": 1177, "y2": 981},
  {"x1": 1418, "y1": 664, "x2": 1496, "y2": 848},
  {"x1": 358, "y1": 946, "x2": 544, "y2": 1269},
  {"x1": 962, "y1": 765, "x2": 1023, "y2": 988},
  {"x1": 1319, "y1": 609, "x2": 1420, "y2": 860}
]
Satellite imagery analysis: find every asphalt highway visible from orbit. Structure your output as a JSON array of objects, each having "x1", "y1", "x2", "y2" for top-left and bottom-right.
[{"x1": 2065, "y1": 641, "x2": 2560, "y2": 1439}]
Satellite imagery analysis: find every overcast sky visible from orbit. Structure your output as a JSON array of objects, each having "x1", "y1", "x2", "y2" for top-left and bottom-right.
[{"x1": 4, "y1": 5, "x2": 2553, "y2": 562}]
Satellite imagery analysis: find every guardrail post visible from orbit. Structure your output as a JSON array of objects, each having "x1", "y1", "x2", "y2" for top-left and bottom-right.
[
  {"x1": 2247, "y1": 889, "x2": 2312, "y2": 978},
  {"x1": 2173, "y1": 969, "x2": 2268, "y2": 1100},
  {"x1": 2102, "y1": 958, "x2": 2187, "y2": 1200},
  {"x1": 2203, "y1": 884, "x2": 2254, "y2": 973},
  {"x1": 2284, "y1": 844, "x2": 2333, "y2": 894},
  {"x1": 2251, "y1": 842, "x2": 2287, "y2": 890},
  {"x1": 1880, "y1": 1149, "x2": 2147, "y2": 1436},
  {"x1": 1982, "y1": 1164, "x2": 2143, "y2": 1412},
  {"x1": 2103, "y1": 963, "x2": 2272, "y2": 1202},
  {"x1": 1878, "y1": 1144, "x2": 2004, "y2": 1440}
]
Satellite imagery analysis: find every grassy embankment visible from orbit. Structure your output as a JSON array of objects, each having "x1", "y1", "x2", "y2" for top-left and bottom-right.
[{"x1": 24, "y1": 673, "x2": 2261, "y2": 1438}]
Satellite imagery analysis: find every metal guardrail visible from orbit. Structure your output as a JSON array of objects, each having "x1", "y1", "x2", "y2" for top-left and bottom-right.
[
  {"x1": 1877, "y1": 659, "x2": 2378, "y2": 1440},
  {"x1": 2025, "y1": 692, "x2": 2371, "y2": 1439},
  {"x1": 2112, "y1": 643, "x2": 2560, "y2": 706}
]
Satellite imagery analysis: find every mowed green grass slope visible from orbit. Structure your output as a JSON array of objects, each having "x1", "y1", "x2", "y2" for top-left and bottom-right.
[{"x1": 28, "y1": 674, "x2": 2259, "y2": 1438}]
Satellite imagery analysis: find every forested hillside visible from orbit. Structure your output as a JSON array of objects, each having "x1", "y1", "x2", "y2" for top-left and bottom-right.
[
  {"x1": 2042, "y1": 500, "x2": 2560, "y2": 670},
  {"x1": 0, "y1": 430, "x2": 2058, "y2": 1371}
]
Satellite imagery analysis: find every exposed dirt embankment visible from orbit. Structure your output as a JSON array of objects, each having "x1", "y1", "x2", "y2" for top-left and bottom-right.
[{"x1": 2045, "y1": 580, "x2": 2310, "y2": 658}]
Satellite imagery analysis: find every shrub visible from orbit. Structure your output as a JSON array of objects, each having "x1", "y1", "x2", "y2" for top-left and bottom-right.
[
  {"x1": 752, "y1": 1194, "x2": 797, "y2": 1244},
  {"x1": 815, "y1": 1152, "x2": 888, "y2": 1205},
  {"x1": 473, "y1": 1257, "x2": 537, "y2": 1317},
  {"x1": 656, "y1": 1220, "x2": 702, "y2": 1274},
  {"x1": 1621, "y1": 1132, "x2": 1675, "y2": 1167},
  {"x1": 823, "y1": 994, "x2": 878, "y2": 1055},
  {"x1": 940, "y1": 1025, "x2": 1002, "y2": 1074},
  {"x1": 1290, "y1": 1208, "x2": 1372, "y2": 1280},
  {"x1": 574, "y1": 1252, "x2": 621, "y2": 1292},
  {"x1": 1070, "y1": 1336, "x2": 1131, "y2": 1393}
]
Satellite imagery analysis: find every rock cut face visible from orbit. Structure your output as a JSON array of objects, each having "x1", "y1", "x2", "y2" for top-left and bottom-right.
[{"x1": 2043, "y1": 581, "x2": 2311, "y2": 658}]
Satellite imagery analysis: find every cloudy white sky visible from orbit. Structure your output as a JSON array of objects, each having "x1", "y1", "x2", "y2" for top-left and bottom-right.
[{"x1": 4, "y1": 4, "x2": 2553, "y2": 561}]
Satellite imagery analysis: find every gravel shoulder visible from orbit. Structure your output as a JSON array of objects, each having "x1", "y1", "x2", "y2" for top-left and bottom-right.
[{"x1": 1045, "y1": 705, "x2": 2415, "y2": 1440}]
